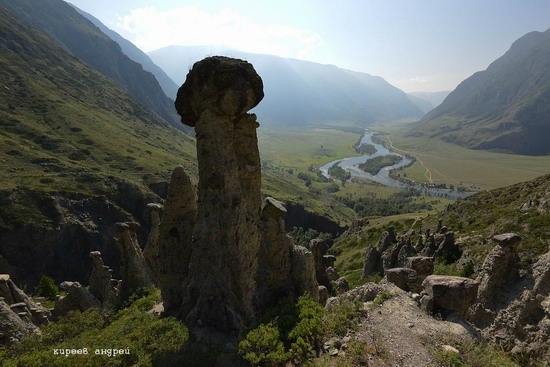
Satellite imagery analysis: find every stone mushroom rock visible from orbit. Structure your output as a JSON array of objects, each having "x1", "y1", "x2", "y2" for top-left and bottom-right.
[
  {"x1": 143, "y1": 202, "x2": 163, "y2": 280},
  {"x1": 363, "y1": 246, "x2": 382, "y2": 278},
  {"x1": 420, "y1": 275, "x2": 479, "y2": 319},
  {"x1": 420, "y1": 234, "x2": 437, "y2": 257},
  {"x1": 476, "y1": 233, "x2": 521, "y2": 309},
  {"x1": 385, "y1": 267, "x2": 418, "y2": 292},
  {"x1": 434, "y1": 231, "x2": 461, "y2": 264},
  {"x1": 291, "y1": 245, "x2": 320, "y2": 302},
  {"x1": 397, "y1": 238, "x2": 416, "y2": 267},
  {"x1": 175, "y1": 56, "x2": 264, "y2": 332},
  {"x1": 89, "y1": 251, "x2": 119, "y2": 307},
  {"x1": 310, "y1": 238, "x2": 332, "y2": 291},
  {"x1": 116, "y1": 222, "x2": 154, "y2": 298},
  {"x1": 53, "y1": 281, "x2": 100, "y2": 317},
  {"x1": 157, "y1": 166, "x2": 197, "y2": 316},
  {"x1": 256, "y1": 197, "x2": 294, "y2": 308}
]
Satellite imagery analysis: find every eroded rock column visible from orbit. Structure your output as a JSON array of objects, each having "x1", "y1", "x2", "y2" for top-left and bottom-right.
[
  {"x1": 157, "y1": 166, "x2": 197, "y2": 316},
  {"x1": 175, "y1": 56, "x2": 264, "y2": 332}
]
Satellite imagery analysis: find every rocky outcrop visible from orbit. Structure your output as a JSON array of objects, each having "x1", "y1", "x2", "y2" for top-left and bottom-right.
[
  {"x1": 116, "y1": 222, "x2": 154, "y2": 298},
  {"x1": 310, "y1": 239, "x2": 332, "y2": 292},
  {"x1": 53, "y1": 281, "x2": 100, "y2": 317},
  {"x1": 291, "y1": 246, "x2": 320, "y2": 302},
  {"x1": 157, "y1": 167, "x2": 197, "y2": 316},
  {"x1": 406, "y1": 257, "x2": 434, "y2": 292},
  {"x1": 0, "y1": 274, "x2": 50, "y2": 344},
  {"x1": 464, "y1": 234, "x2": 550, "y2": 360},
  {"x1": 476, "y1": 233, "x2": 521, "y2": 309},
  {"x1": 385, "y1": 268, "x2": 417, "y2": 292},
  {"x1": 419, "y1": 275, "x2": 478, "y2": 319},
  {"x1": 284, "y1": 201, "x2": 346, "y2": 236},
  {"x1": 143, "y1": 202, "x2": 163, "y2": 280},
  {"x1": 89, "y1": 251, "x2": 119, "y2": 307},
  {"x1": 0, "y1": 274, "x2": 50, "y2": 326},
  {"x1": 434, "y1": 231, "x2": 461, "y2": 264},
  {"x1": 256, "y1": 197, "x2": 294, "y2": 308},
  {"x1": 0, "y1": 298, "x2": 37, "y2": 345},
  {"x1": 175, "y1": 56, "x2": 264, "y2": 333}
]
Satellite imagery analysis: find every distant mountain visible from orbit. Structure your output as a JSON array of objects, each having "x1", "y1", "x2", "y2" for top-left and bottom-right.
[
  {"x1": 70, "y1": 5, "x2": 180, "y2": 100},
  {"x1": 148, "y1": 46, "x2": 424, "y2": 127},
  {"x1": 0, "y1": 0, "x2": 182, "y2": 129},
  {"x1": 409, "y1": 91, "x2": 450, "y2": 110},
  {"x1": 413, "y1": 28, "x2": 550, "y2": 155},
  {"x1": 406, "y1": 94, "x2": 434, "y2": 114}
]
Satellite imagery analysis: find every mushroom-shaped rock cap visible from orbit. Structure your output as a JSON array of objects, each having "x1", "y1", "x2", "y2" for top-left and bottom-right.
[
  {"x1": 491, "y1": 233, "x2": 521, "y2": 246},
  {"x1": 175, "y1": 56, "x2": 264, "y2": 127}
]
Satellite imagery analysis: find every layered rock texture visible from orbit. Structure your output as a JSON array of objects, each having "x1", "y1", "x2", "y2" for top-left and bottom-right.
[
  {"x1": 0, "y1": 274, "x2": 51, "y2": 344},
  {"x1": 149, "y1": 56, "x2": 321, "y2": 334},
  {"x1": 116, "y1": 222, "x2": 155, "y2": 298}
]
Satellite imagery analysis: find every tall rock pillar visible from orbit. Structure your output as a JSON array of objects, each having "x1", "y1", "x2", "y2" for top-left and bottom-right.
[{"x1": 175, "y1": 56, "x2": 264, "y2": 333}]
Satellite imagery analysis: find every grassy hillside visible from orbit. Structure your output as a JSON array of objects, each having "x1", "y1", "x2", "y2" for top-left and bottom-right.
[
  {"x1": 372, "y1": 123, "x2": 550, "y2": 190},
  {"x1": 412, "y1": 28, "x2": 550, "y2": 155},
  {"x1": 331, "y1": 171, "x2": 550, "y2": 287},
  {"x1": 0, "y1": 0, "x2": 182, "y2": 129}
]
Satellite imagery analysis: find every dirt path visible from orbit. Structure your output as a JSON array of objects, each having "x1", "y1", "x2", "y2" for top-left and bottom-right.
[{"x1": 385, "y1": 135, "x2": 433, "y2": 184}]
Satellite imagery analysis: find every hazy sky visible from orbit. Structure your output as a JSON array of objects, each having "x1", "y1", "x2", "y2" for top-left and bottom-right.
[{"x1": 68, "y1": 0, "x2": 550, "y2": 92}]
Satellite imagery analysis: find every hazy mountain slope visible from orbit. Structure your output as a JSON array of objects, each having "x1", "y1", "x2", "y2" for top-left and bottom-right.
[
  {"x1": 71, "y1": 5, "x2": 180, "y2": 100},
  {"x1": 148, "y1": 46, "x2": 424, "y2": 126},
  {"x1": 0, "y1": 5, "x2": 198, "y2": 286},
  {"x1": 406, "y1": 94, "x2": 433, "y2": 114},
  {"x1": 413, "y1": 28, "x2": 550, "y2": 155},
  {"x1": 409, "y1": 91, "x2": 450, "y2": 109},
  {"x1": 0, "y1": 0, "x2": 182, "y2": 129}
]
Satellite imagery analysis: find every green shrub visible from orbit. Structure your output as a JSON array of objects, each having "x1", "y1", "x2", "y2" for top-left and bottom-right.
[
  {"x1": 239, "y1": 322, "x2": 288, "y2": 367},
  {"x1": 325, "y1": 300, "x2": 363, "y2": 337},
  {"x1": 36, "y1": 275, "x2": 59, "y2": 300}
]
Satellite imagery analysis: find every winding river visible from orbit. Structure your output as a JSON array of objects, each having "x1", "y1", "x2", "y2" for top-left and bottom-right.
[{"x1": 319, "y1": 130, "x2": 472, "y2": 199}]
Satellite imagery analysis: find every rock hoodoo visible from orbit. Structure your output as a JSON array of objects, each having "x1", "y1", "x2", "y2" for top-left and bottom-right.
[
  {"x1": 156, "y1": 166, "x2": 197, "y2": 316},
  {"x1": 175, "y1": 56, "x2": 264, "y2": 333},
  {"x1": 116, "y1": 222, "x2": 154, "y2": 298},
  {"x1": 89, "y1": 251, "x2": 119, "y2": 307}
]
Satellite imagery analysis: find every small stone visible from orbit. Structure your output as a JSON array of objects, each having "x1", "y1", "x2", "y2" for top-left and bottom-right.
[{"x1": 442, "y1": 345, "x2": 460, "y2": 354}]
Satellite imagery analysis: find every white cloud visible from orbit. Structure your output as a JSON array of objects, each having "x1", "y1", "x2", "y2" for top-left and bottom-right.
[{"x1": 115, "y1": 5, "x2": 323, "y2": 58}]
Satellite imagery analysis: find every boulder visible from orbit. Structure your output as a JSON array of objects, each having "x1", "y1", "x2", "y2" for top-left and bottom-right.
[
  {"x1": 53, "y1": 281, "x2": 100, "y2": 317},
  {"x1": 333, "y1": 277, "x2": 350, "y2": 294},
  {"x1": 420, "y1": 275, "x2": 479, "y2": 318},
  {"x1": 385, "y1": 268, "x2": 417, "y2": 292},
  {"x1": 406, "y1": 256, "x2": 434, "y2": 292},
  {"x1": 326, "y1": 266, "x2": 340, "y2": 281},
  {"x1": 318, "y1": 286, "x2": 329, "y2": 306}
]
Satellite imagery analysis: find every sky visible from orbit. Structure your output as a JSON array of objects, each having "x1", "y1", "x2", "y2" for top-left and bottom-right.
[{"x1": 67, "y1": 0, "x2": 550, "y2": 93}]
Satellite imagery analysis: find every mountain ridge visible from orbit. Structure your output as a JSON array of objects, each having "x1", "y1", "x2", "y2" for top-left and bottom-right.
[
  {"x1": 148, "y1": 45, "x2": 425, "y2": 127},
  {"x1": 412, "y1": 27, "x2": 550, "y2": 155},
  {"x1": 0, "y1": 0, "x2": 182, "y2": 129}
]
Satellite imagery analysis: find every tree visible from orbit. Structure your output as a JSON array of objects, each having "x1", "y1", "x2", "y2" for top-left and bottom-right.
[{"x1": 36, "y1": 275, "x2": 59, "y2": 300}]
